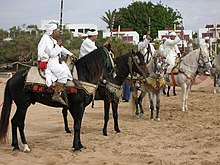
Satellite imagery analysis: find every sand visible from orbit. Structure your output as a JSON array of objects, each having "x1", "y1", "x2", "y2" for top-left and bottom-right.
[{"x1": 0, "y1": 77, "x2": 220, "y2": 165}]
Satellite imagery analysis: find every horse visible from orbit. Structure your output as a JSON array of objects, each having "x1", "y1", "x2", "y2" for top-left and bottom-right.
[
  {"x1": 132, "y1": 52, "x2": 165, "y2": 120},
  {"x1": 210, "y1": 53, "x2": 220, "y2": 93},
  {"x1": 165, "y1": 47, "x2": 212, "y2": 111},
  {"x1": 62, "y1": 51, "x2": 147, "y2": 136},
  {"x1": 0, "y1": 46, "x2": 112, "y2": 151}
]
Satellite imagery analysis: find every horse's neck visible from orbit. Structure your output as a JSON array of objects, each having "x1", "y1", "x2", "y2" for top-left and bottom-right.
[
  {"x1": 111, "y1": 60, "x2": 130, "y2": 85},
  {"x1": 180, "y1": 50, "x2": 199, "y2": 74}
]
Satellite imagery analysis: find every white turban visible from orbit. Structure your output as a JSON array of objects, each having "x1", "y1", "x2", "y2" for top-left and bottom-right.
[
  {"x1": 45, "y1": 23, "x2": 57, "y2": 35},
  {"x1": 162, "y1": 37, "x2": 167, "y2": 40},
  {"x1": 204, "y1": 36, "x2": 209, "y2": 40},
  {"x1": 87, "y1": 30, "x2": 98, "y2": 36},
  {"x1": 143, "y1": 35, "x2": 146, "y2": 39},
  {"x1": 169, "y1": 31, "x2": 177, "y2": 36}
]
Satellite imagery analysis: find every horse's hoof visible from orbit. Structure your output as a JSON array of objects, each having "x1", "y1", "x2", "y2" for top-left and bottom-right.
[
  {"x1": 103, "y1": 132, "x2": 108, "y2": 136},
  {"x1": 156, "y1": 118, "x2": 160, "y2": 121},
  {"x1": 66, "y1": 129, "x2": 71, "y2": 133},
  {"x1": 23, "y1": 144, "x2": 31, "y2": 152},
  {"x1": 115, "y1": 129, "x2": 121, "y2": 133},
  {"x1": 13, "y1": 147, "x2": 20, "y2": 151},
  {"x1": 173, "y1": 93, "x2": 177, "y2": 96},
  {"x1": 72, "y1": 148, "x2": 82, "y2": 152}
]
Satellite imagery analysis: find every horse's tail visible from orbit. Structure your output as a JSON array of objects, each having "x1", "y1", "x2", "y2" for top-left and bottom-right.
[{"x1": 0, "y1": 79, "x2": 12, "y2": 144}]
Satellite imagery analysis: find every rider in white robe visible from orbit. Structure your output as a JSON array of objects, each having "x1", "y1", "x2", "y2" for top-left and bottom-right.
[
  {"x1": 79, "y1": 30, "x2": 112, "y2": 59},
  {"x1": 163, "y1": 31, "x2": 181, "y2": 74},
  {"x1": 38, "y1": 23, "x2": 74, "y2": 105},
  {"x1": 137, "y1": 32, "x2": 153, "y2": 63}
]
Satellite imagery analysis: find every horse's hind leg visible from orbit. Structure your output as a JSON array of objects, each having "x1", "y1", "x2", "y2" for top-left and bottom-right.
[
  {"x1": 62, "y1": 107, "x2": 71, "y2": 133},
  {"x1": 11, "y1": 111, "x2": 20, "y2": 150},
  {"x1": 173, "y1": 86, "x2": 177, "y2": 96},
  {"x1": 112, "y1": 101, "x2": 120, "y2": 133},
  {"x1": 11, "y1": 106, "x2": 30, "y2": 151},
  {"x1": 148, "y1": 92, "x2": 154, "y2": 120},
  {"x1": 103, "y1": 100, "x2": 110, "y2": 136},
  {"x1": 138, "y1": 91, "x2": 146, "y2": 116},
  {"x1": 166, "y1": 86, "x2": 171, "y2": 97},
  {"x1": 18, "y1": 108, "x2": 30, "y2": 152},
  {"x1": 155, "y1": 93, "x2": 161, "y2": 121},
  {"x1": 214, "y1": 75, "x2": 217, "y2": 93}
]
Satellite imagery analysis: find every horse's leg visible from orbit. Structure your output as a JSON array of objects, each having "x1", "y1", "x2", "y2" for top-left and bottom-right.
[
  {"x1": 185, "y1": 84, "x2": 191, "y2": 111},
  {"x1": 155, "y1": 92, "x2": 161, "y2": 121},
  {"x1": 62, "y1": 107, "x2": 71, "y2": 133},
  {"x1": 163, "y1": 86, "x2": 166, "y2": 95},
  {"x1": 103, "y1": 100, "x2": 110, "y2": 136},
  {"x1": 11, "y1": 111, "x2": 20, "y2": 150},
  {"x1": 148, "y1": 92, "x2": 154, "y2": 120},
  {"x1": 17, "y1": 107, "x2": 31, "y2": 152},
  {"x1": 167, "y1": 86, "x2": 170, "y2": 97},
  {"x1": 69, "y1": 103, "x2": 85, "y2": 151},
  {"x1": 173, "y1": 86, "x2": 177, "y2": 96},
  {"x1": 138, "y1": 91, "x2": 146, "y2": 116},
  {"x1": 112, "y1": 101, "x2": 121, "y2": 133},
  {"x1": 214, "y1": 74, "x2": 217, "y2": 93},
  {"x1": 218, "y1": 75, "x2": 220, "y2": 93},
  {"x1": 181, "y1": 84, "x2": 187, "y2": 111}
]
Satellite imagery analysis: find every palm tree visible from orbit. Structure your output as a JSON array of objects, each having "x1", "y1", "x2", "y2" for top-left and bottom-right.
[{"x1": 101, "y1": 9, "x2": 118, "y2": 32}]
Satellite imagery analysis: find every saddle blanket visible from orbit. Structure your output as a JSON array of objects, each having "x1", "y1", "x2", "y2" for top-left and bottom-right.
[{"x1": 25, "y1": 67, "x2": 97, "y2": 95}]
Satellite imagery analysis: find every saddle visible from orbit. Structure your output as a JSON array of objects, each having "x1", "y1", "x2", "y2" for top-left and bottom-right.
[
  {"x1": 24, "y1": 67, "x2": 97, "y2": 96},
  {"x1": 24, "y1": 67, "x2": 77, "y2": 94}
]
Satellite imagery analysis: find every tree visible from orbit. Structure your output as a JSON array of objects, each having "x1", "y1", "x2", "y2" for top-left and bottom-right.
[
  {"x1": 101, "y1": 9, "x2": 119, "y2": 31},
  {"x1": 111, "y1": 1, "x2": 182, "y2": 39}
]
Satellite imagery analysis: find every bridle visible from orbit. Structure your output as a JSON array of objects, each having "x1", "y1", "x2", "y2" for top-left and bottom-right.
[{"x1": 127, "y1": 53, "x2": 146, "y2": 80}]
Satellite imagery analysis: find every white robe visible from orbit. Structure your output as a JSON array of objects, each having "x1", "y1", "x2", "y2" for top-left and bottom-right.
[
  {"x1": 38, "y1": 34, "x2": 73, "y2": 86},
  {"x1": 137, "y1": 38, "x2": 153, "y2": 63},
  {"x1": 163, "y1": 36, "x2": 181, "y2": 73},
  {"x1": 79, "y1": 37, "x2": 97, "y2": 59},
  {"x1": 164, "y1": 37, "x2": 181, "y2": 66}
]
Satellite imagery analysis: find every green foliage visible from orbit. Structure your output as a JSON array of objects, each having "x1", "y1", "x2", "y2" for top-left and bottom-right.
[{"x1": 112, "y1": 1, "x2": 182, "y2": 39}]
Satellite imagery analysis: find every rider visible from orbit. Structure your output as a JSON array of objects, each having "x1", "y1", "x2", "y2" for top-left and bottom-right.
[
  {"x1": 163, "y1": 31, "x2": 181, "y2": 81},
  {"x1": 79, "y1": 29, "x2": 112, "y2": 59},
  {"x1": 38, "y1": 23, "x2": 76, "y2": 106},
  {"x1": 137, "y1": 31, "x2": 154, "y2": 63}
]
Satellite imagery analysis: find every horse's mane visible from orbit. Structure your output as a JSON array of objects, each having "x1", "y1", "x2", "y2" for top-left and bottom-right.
[{"x1": 76, "y1": 47, "x2": 108, "y2": 84}]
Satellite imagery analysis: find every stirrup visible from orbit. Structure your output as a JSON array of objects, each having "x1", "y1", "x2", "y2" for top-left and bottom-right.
[{"x1": 52, "y1": 95, "x2": 67, "y2": 106}]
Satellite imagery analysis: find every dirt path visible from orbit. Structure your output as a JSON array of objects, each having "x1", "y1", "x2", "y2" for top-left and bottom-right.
[{"x1": 0, "y1": 77, "x2": 220, "y2": 165}]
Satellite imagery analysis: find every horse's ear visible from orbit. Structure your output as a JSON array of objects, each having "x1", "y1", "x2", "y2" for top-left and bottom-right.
[{"x1": 131, "y1": 49, "x2": 135, "y2": 54}]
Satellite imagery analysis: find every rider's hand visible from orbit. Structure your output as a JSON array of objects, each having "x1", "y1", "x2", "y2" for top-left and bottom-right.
[{"x1": 58, "y1": 38, "x2": 63, "y2": 46}]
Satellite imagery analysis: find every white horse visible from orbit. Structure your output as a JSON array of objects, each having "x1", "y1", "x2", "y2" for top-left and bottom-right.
[
  {"x1": 165, "y1": 47, "x2": 212, "y2": 111},
  {"x1": 210, "y1": 53, "x2": 220, "y2": 93}
]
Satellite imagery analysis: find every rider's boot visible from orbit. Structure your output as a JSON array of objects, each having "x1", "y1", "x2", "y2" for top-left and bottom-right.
[{"x1": 52, "y1": 82, "x2": 67, "y2": 106}]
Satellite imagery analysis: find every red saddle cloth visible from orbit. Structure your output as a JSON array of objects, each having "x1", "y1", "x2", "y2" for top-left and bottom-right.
[{"x1": 25, "y1": 83, "x2": 77, "y2": 94}]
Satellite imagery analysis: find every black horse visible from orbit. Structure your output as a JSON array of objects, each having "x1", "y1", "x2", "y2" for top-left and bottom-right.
[
  {"x1": 62, "y1": 51, "x2": 146, "y2": 136},
  {"x1": 0, "y1": 47, "x2": 112, "y2": 151}
]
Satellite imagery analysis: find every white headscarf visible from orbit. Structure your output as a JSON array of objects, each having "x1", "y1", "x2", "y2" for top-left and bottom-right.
[
  {"x1": 87, "y1": 30, "x2": 98, "y2": 36},
  {"x1": 169, "y1": 31, "x2": 177, "y2": 36},
  {"x1": 45, "y1": 23, "x2": 57, "y2": 35}
]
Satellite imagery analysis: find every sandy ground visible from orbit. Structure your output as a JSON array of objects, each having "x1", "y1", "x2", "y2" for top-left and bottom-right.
[{"x1": 0, "y1": 76, "x2": 220, "y2": 165}]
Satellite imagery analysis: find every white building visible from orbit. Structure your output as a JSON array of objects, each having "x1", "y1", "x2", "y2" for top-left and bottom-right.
[
  {"x1": 65, "y1": 23, "x2": 97, "y2": 37},
  {"x1": 198, "y1": 24, "x2": 220, "y2": 55},
  {"x1": 40, "y1": 20, "x2": 97, "y2": 37},
  {"x1": 103, "y1": 28, "x2": 139, "y2": 45}
]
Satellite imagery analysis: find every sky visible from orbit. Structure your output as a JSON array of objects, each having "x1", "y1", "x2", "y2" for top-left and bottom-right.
[{"x1": 0, "y1": 0, "x2": 220, "y2": 32}]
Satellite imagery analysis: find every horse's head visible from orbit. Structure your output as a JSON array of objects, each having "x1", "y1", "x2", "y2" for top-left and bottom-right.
[
  {"x1": 198, "y1": 47, "x2": 212, "y2": 72},
  {"x1": 147, "y1": 51, "x2": 164, "y2": 78},
  {"x1": 128, "y1": 50, "x2": 147, "y2": 77}
]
